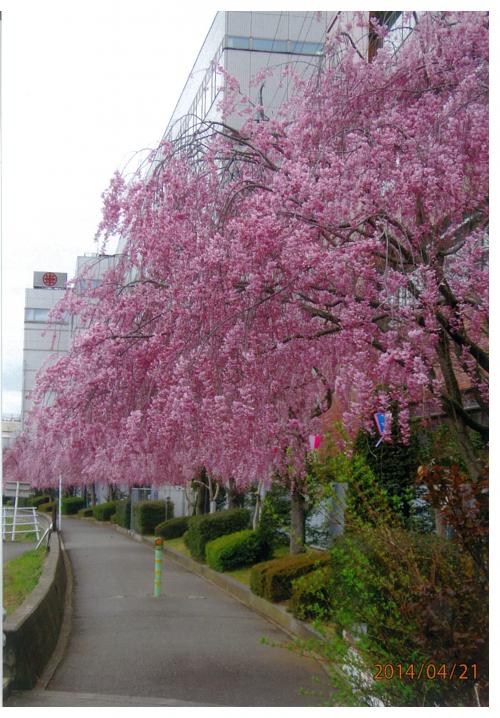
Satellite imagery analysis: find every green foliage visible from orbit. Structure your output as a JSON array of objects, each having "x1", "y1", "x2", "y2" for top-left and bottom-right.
[
  {"x1": 205, "y1": 529, "x2": 271, "y2": 572},
  {"x1": 92, "y1": 500, "x2": 119, "y2": 521},
  {"x1": 183, "y1": 508, "x2": 250, "y2": 561},
  {"x1": 257, "y1": 482, "x2": 291, "y2": 547},
  {"x1": 31, "y1": 494, "x2": 51, "y2": 508},
  {"x1": 133, "y1": 499, "x2": 173, "y2": 535},
  {"x1": 3, "y1": 547, "x2": 47, "y2": 616},
  {"x1": 249, "y1": 551, "x2": 331, "y2": 602},
  {"x1": 77, "y1": 507, "x2": 94, "y2": 517},
  {"x1": 354, "y1": 417, "x2": 428, "y2": 519},
  {"x1": 61, "y1": 496, "x2": 86, "y2": 515},
  {"x1": 114, "y1": 499, "x2": 131, "y2": 528},
  {"x1": 290, "y1": 566, "x2": 335, "y2": 622},
  {"x1": 296, "y1": 449, "x2": 488, "y2": 707},
  {"x1": 37, "y1": 502, "x2": 55, "y2": 513},
  {"x1": 155, "y1": 516, "x2": 190, "y2": 540}
]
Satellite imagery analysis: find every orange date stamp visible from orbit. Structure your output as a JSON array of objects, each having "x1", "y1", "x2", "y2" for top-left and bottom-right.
[{"x1": 374, "y1": 663, "x2": 478, "y2": 681}]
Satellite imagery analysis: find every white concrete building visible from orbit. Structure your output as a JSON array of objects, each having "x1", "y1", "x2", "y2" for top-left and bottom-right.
[
  {"x1": 162, "y1": 11, "x2": 336, "y2": 144},
  {"x1": 21, "y1": 256, "x2": 118, "y2": 427},
  {"x1": 21, "y1": 271, "x2": 70, "y2": 425},
  {"x1": 2, "y1": 416, "x2": 22, "y2": 451}
]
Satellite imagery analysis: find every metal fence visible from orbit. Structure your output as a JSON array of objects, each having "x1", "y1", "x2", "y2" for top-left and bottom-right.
[{"x1": 2, "y1": 506, "x2": 41, "y2": 542}]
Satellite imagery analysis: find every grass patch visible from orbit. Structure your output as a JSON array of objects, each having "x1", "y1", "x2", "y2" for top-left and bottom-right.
[
  {"x1": 164, "y1": 537, "x2": 190, "y2": 556},
  {"x1": 226, "y1": 566, "x2": 253, "y2": 585},
  {"x1": 3, "y1": 547, "x2": 48, "y2": 616}
]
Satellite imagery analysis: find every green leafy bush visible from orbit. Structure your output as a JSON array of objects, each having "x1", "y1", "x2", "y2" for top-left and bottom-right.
[
  {"x1": 155, "y1": 516, "x2": 190, "y2": 540},
  {"x1": 61, "y1": 496, "x2": 86, "y2": 515},
  {"x1": 77, "y1": 507, "x2": 94, "y2": 518},
  {"x1": 114, "y1": 499, "x2": 131, "y2": 529},
  {"x1": 290, "y1": 566, "x2": 334, "y2": 621},
  {"x1": 184, "y1": 508, "x2": 250, "y2": 561},
  {"x1": 205, "y1": 529, "x2": 271, "y2": 571},
  {"x1": 133, "y1": 500, "x2": 173, "y2": 535},
  {"x1": 250, "y1": 551, "x2": 330, "y2": 602},
  {"x1": 38, "y1": 502, "x2": 55, "y2": 513},
  {"x1": 257, "y1": 482, "x2": 291, "y2": 547},
  {"x1": 31, "y1": 494, "x2": 51, "y2": 508},
  {"x1": 92, "y1": 501, "x2": 119, "y2": 521}
]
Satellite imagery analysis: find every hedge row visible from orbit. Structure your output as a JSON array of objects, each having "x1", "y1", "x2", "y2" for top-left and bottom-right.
[
  {"x1": 205, "y1": 529, "x2": 271, "y2": 572},
  {"x1": 184, "y1": 508, "x2": 250, "y2": 561},
  {"x1": 38, "y1": 502, "x2": 55, "y2": 513},
  {"x1": 250, "y1": 551, "x2": 331, "y2": 603},
  {"x1": 78, "y1": 507, "x2": 94, "y2": 517},
  {"x1": 92, "y1": 501, "x2": 119, "y2": 521},
  {"x1": 32, "y1": 495, "x2": 51, "y2": 508},
  {"x1": 289, "y1": 566, "x2": 335, "y2": 621},
  {"x1": 133, "y1": 500, "x2": 174, "y2": 535},
  {"x1": 155, "y1": 516, "x2": 189, "y2": 540},
  {"x1": 61, "y1": 496, "x2": 86, "y2": 515},
  {"x1": 114, "y1": 499, "x2": 131, "y2": 529}
]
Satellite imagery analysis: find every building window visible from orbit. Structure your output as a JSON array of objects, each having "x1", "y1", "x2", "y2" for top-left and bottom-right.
[
  {"x1": 290, "y1": 40, "x2": 324, "y2": 55},
  {"x1": 253, "y1": 38, "x2": 289, "y2": 53},
  {"x1": 24, "y1": 307, "x2": 69, "y2": 323},
  {"x1": 25, "y1": 308, "x2": 50, "y2": 322},
  {"x1": 226, "y1": 36, "x2": 250, "y2": 50},
  {"x1": 225, "y1": 36, "x2": 324, "y2": 56}
]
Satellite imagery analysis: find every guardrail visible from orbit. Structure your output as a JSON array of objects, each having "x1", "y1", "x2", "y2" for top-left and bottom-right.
[{"x1": 2, "y1": 507, "x2": 41, "y2": 542}]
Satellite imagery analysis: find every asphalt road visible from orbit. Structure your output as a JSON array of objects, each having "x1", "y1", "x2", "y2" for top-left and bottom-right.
[{"x1": 13, "y1": 517, "x2": 331, "y2": 707}]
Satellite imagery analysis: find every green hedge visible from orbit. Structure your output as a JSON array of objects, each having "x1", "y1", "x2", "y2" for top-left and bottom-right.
[
  {"x1": 133, "y1": 500, "x2": 173, "y2": 535},
  {"x1": 250, "y1": 551, "x2": 331, "y2": 603},
  {"x1": 206, "y1": 529, "x2": 271, "y2": 572},
  {"x1": 77, "y1": 507, "x2": 94, "y2": 518},
  {"x1": 184, "y1": 509, "x2": 250, "y2": 561},
  {"x1": 38, "y1": 502, "x2": 55, "y2": 513},
  {"x1": 290, "y1": 566, "x2": 335, "y2": 621},
  {"x1": 32, "y1": 495, "x2": 51, "y2": 508},
  {"x1": 61, "y1": 496, "x2": 86, "y2": 515},
  {"x1": 155, "y1": 516, "x2": 190, "y2": 540},
  {"x1": 92, "y1": 501, "x2": 119, "y2": 521},
  {"x1": 114, "y1": 499, "x2": 131, "y2": 529}
]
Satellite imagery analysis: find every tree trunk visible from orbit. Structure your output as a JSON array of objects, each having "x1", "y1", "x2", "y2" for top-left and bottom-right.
[
  {"x1": 290, "y1": 482, "x2": 306, "y2": 554},
  {"x1": 195, "y1": 469, "x2": 209, "y2": 515},
  {"x1": 90, "y1": 483, "x2": 97, "y2": 506},
  {"x1": 436, "y1": 334, "x2": 483, "y2": 482},
  {"x1": 227, "y1": 477, "x2": 244, "y2": 509},
  {"x1": 252, "y1": 482, "x2": 263, "y2": 530}
]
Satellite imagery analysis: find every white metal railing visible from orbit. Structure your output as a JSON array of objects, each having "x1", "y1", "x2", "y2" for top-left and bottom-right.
[{"x1": 2, "y1": 506, "x2": 41, "y2": 542}]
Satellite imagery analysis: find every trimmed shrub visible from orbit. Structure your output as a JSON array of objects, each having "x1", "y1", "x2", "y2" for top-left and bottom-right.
[
  {"x1": 184, "y1": 508, "x2": 251, "y2": 561},
  {"x1": 290, "y1": 566, "x2": 335, "y2": 621},
  {"x1": 133, "y1": 500, "x2": 173, "y2": 535},
  {"x1": 206, "y1": 529, "x2": 271, "y2": 572},
  {"x1": 114, "y1": 499, "x2": 131, "y2": 529},
  {"x1": 77, "y1": 507, "x2": 94, "y2": 518},
  {"x1": 31, "y1": 495, "x2": 51, "y2": 508},
  {"x1": 61, "y1": 496, "x2": 86, "y2": 515},
  {"x1": 38, "y1": 502, "x2": 55, "y2": 513},
  {"x1": 250, "y1": 550, "x2": 331, "y2": 603},
  {"x1": 155, "y1": 516, "x2": 190, "y2": 540},
  {"x1": 92, "y1": 501, "x2": 119, "y2": 521}
]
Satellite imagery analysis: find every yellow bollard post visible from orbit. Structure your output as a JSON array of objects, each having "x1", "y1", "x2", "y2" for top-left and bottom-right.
[{"x1": 153, "y1": 537, "x2": 163, "y2": 597}]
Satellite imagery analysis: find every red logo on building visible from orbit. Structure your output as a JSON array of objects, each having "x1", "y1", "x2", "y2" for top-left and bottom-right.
[{"x1": 42, "y1": 272, "x2": 58, "y2": 287}]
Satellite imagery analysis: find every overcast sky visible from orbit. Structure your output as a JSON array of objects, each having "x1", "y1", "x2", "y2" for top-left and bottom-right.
[{"x1": 1, "y1": 0, "x2": 244, "y2": 416}]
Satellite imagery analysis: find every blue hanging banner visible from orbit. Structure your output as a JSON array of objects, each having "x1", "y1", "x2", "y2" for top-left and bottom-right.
[{"x1": 374, "y1": 412, "x2": 389, "y2": 447}]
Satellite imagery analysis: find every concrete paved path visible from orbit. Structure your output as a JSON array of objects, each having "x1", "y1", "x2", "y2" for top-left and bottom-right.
[{"x1": 8, "y1": 518, "x2": 330, "y2": 707}]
